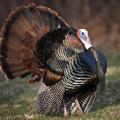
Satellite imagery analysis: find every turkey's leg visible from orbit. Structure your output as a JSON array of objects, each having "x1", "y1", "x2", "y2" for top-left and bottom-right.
[
  {"x1": 74, "y1": 96, "x2": 83, "y2": 115},
  {"x1": 63, "y1": 99, "x2": 68, "y2": 117}
]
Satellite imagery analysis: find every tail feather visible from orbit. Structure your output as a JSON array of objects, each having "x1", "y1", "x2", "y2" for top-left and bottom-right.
[{"x1": 0, "y1": 4, "x2": 69, "y2": 79}]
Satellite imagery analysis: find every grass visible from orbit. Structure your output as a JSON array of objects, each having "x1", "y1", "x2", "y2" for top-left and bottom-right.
[
  {"x1": 106, "y1": 54, "x2": 120, "y2": 80},
  {"x1": 0, "y1": 54, "x2": 120, "y2": 120}
]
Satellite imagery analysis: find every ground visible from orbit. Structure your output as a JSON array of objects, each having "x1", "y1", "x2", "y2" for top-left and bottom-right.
[{"x1": 0, "y1": 54, "x2": 120, "y2": 120}]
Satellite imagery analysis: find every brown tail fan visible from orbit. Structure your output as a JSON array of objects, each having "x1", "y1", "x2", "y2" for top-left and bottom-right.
[{"x1": 0, "y1": 3, "x2": 69, "y2": 79}]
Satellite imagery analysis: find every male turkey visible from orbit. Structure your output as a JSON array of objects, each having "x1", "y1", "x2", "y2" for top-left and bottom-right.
[{"x1": 0, "y1": 4, "x2": 107, "y2": 116}]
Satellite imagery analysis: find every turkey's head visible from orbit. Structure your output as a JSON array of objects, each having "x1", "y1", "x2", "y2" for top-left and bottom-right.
[
  {"x1": 77, "y1": 29, "x2": 98, "y2": 59},
  {"x1": 77, "y1": 29, "x2": 93, "y2": 50}
]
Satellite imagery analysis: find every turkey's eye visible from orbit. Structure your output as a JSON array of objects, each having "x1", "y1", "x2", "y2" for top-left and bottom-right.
[{"x1": 82, "y1": 32, "x2": 84, "y2": 35}]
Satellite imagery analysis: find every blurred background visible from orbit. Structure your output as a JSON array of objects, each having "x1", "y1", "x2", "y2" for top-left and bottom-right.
[
  {"x1": 0, "y1": 0, "x2": 120, "y2": 53},
  {"x1": 0, "y1": 0, "x2": 120, "y2": 119}
]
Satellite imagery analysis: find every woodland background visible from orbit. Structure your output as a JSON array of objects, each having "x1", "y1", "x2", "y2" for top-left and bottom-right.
[
  {"x1": 0, "y1": 0, "x2": 120, "y2": 53},
  {"x1": 0, "y1": 0, "x2": 120, "y2": 120}
]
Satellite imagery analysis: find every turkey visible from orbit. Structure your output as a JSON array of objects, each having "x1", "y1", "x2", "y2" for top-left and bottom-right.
[{"x1": 0, "y1": 3, "x2": 107, "y2": 116}]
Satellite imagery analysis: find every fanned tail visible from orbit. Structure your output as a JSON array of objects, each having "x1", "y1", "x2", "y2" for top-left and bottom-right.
[{"x1": 0, "y1": 4, "x2": 69, "y2": 79}]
